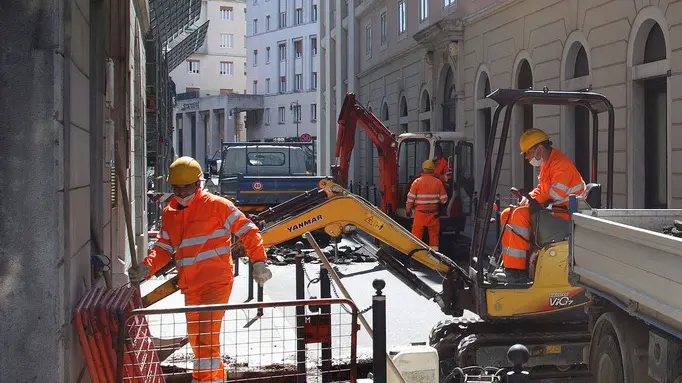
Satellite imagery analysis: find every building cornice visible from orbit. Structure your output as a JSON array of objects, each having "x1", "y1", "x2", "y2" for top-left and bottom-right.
[
  {"x1": 412, "y1": 18, "x2": 463, "y2": 49},
  {"x1": 462, "y1": 0, "x2": 518, "y2": 26}
]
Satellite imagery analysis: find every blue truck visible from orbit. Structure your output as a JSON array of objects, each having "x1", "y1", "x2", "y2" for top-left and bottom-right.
[{"x1": 215, "y1": 142, "x2": 328, "y2": 213}]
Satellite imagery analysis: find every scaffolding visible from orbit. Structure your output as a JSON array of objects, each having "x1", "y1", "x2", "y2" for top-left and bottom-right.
[
  {"x1": 144, "y1": 0, "x2": 209, "y2": 228},
  {"x1": 145, "y1": 34, "x2": 175, "y2": 227}
]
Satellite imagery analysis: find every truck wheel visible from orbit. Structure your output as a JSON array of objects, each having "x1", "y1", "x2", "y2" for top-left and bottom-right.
[{"x1": 592, "y1": 332, "x2": 624, "y2": 383}]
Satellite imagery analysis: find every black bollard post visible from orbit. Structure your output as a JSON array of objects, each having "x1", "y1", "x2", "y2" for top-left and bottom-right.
[
  {"x1": 247, "y1": 261, "x2": 254, "y2": 301},
  {"x1": 320, "y1": 266, "x2": 332, "y2": 382},
  {"x1": 372, "y1": 278, "x2": 387, "y2": 383},
  {"x1": 233, "y1": 253, "x2": 240, "y2": 277},
  {"x1": 295, "y1": 242, "x2": 306, "y2": 382},
  {"x1": 506, "y1": 344, "x2": 530, "y2": 383}
]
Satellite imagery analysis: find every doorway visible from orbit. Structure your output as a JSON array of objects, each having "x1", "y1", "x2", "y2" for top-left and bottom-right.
[{"x1": 644, "y1": 77, "x2": 667, "y2": 208}]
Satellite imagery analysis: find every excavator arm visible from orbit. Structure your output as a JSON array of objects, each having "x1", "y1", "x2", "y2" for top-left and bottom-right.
[
  {"x1": 142, "y1": 180, "x2": 472, "y2": 315},
  {"x1": 333, "y1": 93, "x2": 399, "y2": 214},
  {"x1": 262, "y1": 180, "x2": 451, "y2": 271}
]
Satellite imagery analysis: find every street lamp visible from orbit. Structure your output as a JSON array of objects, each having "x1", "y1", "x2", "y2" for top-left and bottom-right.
[{"x1": 290, "y1": 100, "x2": 300, "y2": 140}]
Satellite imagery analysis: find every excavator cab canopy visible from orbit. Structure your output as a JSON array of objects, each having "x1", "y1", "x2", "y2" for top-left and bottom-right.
[{"x1": 470, "y1": 87, "x2": 615, "y2": 285}]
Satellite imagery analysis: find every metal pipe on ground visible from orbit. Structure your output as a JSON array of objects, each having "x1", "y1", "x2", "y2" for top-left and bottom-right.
[{"x1": 302, "y1": 232, "x2": 407, "y2": 383}]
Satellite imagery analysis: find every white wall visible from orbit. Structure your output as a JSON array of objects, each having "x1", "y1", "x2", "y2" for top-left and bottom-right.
[
  {"x1": 171, "y1": 0, "x2": 248, "y2": 96},
  {"x1": 246, "y1": 0, "x2": 319, "y2": 141}
]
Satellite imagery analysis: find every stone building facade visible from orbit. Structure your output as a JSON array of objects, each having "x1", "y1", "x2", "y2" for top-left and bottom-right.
[{"x1": 321, "y1": 0, "x2": 682, "y2": 209}]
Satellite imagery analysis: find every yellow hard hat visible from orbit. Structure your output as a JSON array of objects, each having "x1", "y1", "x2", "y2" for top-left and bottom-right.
[
  {"x1": 168, "y1": 156, "x2": 203, "y2": 185},
  {"x1": 519, "y1": 128, "x2": 550, "y2": 154},
  {"x1": 422, "y1": 160, "x2": 435, "y2": 171}
]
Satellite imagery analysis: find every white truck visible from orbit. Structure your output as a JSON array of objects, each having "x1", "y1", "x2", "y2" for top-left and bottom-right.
[{"x1": 569, "y1": 209, "x2": 682, "y2": 383}]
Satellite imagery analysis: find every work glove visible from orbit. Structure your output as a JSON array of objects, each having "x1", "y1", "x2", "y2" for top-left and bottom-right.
[
  {"x1": 128, "y1": 263, "x2": 150, "y2": 283},
  {"x1": 252, "y1": 261, "x2": 272, "y2": 286}
]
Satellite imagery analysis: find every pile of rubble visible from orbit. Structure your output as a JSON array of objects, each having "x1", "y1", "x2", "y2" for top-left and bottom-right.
[
  {"x1": 266, "y1": 236, "x2": 376, "y2": 266},
  {"x1": 661, "y1": 220, "x2": 682, "y2": 238}
]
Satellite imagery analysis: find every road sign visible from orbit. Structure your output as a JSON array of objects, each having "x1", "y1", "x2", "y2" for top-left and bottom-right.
[
  {"x1": 300, "y1": 133, "x2": 312, "y2": 142},
  {"x1": 252, "y1": 181, "x2": 263, "y2": 191}
]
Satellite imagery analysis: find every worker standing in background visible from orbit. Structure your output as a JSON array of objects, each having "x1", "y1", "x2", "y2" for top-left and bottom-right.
[
  {"x1": 406, "y1": 160, "x2": 448, "y2": 251},
  {"x1": 498, "y1": 128, "x2": 586, "y2": 283},
  {"x1": 432, "y1": 144, "x2": 452, "y2": 186},
  {"x1": 128, "y1": 156, "x2": 272, "y2": 383}
]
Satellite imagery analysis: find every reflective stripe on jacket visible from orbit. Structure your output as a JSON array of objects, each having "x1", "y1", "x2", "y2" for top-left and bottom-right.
[
  {"x1": 529, "y1": 148, "x2": 586, "y2": 207},
  {"x1": 145, "y1": 189, "x2": 267, "y2": 293},
  {"x1": 406, "y1": 173, "x2": 448, "y2": 212}
]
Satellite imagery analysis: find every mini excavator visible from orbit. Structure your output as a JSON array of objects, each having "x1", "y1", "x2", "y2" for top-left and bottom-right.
[{"x1": 142, "y1": 88, "x2": 615, "y2": 379}]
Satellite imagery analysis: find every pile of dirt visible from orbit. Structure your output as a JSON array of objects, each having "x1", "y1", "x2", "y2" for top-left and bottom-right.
[
  {"x1": 266, "y1": 237, "x2": 375, "y2": 266},
  {"x1": 661, "y1": 220, "x2": 682, "y2": 238}
]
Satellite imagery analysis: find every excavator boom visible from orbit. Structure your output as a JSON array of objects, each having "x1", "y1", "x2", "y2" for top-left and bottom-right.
[{"x1": 333, "y1": 93, "x2": 399, "y2": 214}]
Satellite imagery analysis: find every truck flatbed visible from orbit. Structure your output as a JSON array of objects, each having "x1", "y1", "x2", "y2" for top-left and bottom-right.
[{"x1": 570, "y1": 209, "x2": 682, "y2": 338}]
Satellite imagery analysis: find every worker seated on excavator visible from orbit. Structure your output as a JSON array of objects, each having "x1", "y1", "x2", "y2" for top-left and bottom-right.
[
  {"x1": 433, "y1": 144, "x2": 452, "y2": 187},
  {"x1": 406, "y1": 160, "x2": 448, "y2": 251},
  {"x1": 494, "y1": 128, "x2": 586, "y2": 284}
]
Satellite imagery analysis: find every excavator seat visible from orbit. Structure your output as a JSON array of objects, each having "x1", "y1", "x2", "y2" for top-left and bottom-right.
[{"x1": 532, "y1": 183, "x2": 600, "y2": 247}]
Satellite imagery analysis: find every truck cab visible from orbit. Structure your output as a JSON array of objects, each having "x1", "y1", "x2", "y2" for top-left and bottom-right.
[
  {"x1": 217, "y1": 142, "x2": 327, "y2": 212},
  {"x1": 394, "y1": 131, "x2": 474, "y2": 233}
]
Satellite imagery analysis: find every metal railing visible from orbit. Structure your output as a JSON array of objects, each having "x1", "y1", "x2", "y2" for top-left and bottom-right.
[
  {"x1": 117, "y1": 298, "x2": 360, "y2": 382},
  {"x1": 347, "y1": 180, "x2": 380, "y2": 207}
]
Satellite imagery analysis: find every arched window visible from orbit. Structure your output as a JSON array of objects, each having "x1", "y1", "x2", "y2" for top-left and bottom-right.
[
  {"x1": 442, "y1": 67, "x2": 456, "y2": 131},
  {"x1": 421, "y1": 90, "x2": 430, "y2": 112}
]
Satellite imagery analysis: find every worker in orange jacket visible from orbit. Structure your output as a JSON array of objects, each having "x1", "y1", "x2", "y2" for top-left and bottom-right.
[
  {"x1": 128, "y1": 156, "x2": 272, "y2": 383},
  {"x1": 406, "y1": 160, "x2": 448, "y2": 251},
  {"x1": 432, "y1": 144, "x2": 452, "y2": 185},
  {"x1": 498, "y1": 129, "x2": 586, "y2": 283}
]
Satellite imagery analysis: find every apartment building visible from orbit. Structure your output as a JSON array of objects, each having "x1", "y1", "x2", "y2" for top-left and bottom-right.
[
  {"x1": 321, "y1": 0, "x2": 682, "y2": 209},
  {"x1": 171, "y1": 0, "x2": 248, "y2": 96},
  {"x1": 319, "y1": 0, "x2": 494, "y2": 183},
  {"x1": 245, "y1": 0, "x2": 320, "y2": 141}
]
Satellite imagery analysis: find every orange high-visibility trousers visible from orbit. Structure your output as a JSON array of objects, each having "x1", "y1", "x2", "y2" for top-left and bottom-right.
[
  {"x1": 412, "y1": 210, "x2": 440, "y2": 247},
  {"x1": 500, "y1": 206, "x2": 532, "y2": 269},
  {"x1": 185, "y1": 283, "x2": 233, "y2": 382}
]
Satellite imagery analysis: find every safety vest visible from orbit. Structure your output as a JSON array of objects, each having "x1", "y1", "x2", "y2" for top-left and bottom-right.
[
  {"x1": 406, "y1": 173, "x2": 448, "y2": 213},
  {"x1": 433, "y1": 157, "x2": 451, "y2": 183},
  {"x1": 145, "y1": 189, "x2": 267, "y2": 293},
  {"x1": 529, "y1": 148, "x2": 586, "y2": 208}
]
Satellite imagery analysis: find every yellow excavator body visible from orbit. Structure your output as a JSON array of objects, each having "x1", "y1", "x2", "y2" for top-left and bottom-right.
[{"x1": 485, "y1": 242, "x2": 586, "y2": 318}]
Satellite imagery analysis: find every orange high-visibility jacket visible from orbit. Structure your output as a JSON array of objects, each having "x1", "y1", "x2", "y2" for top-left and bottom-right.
[
  {"x1": 406, "y1": 173, "x2": 448, "y2": 212},
  {"x1": 144, "y1": 189, "x2": 267, "y2": 294},
  {"x1": 433, "y1": 157, "x2": 451, "y2": 183},
  {"x1": 529, "y1": 148, "x2": 586, "y2": 207}
]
